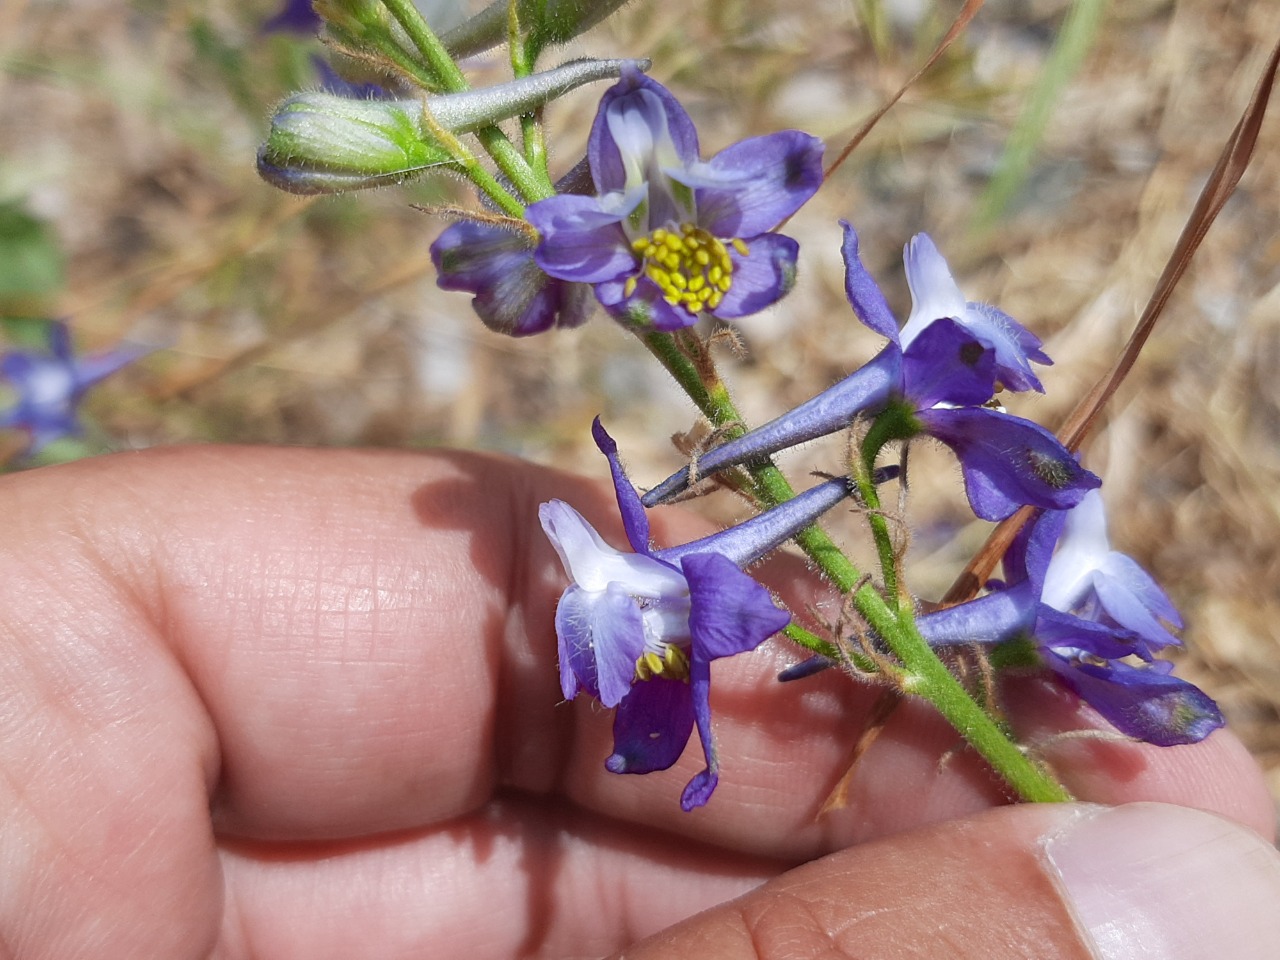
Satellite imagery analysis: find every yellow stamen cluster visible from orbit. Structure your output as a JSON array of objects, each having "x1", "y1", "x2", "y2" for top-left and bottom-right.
[
  {"x1": 635, "y1": 643, "x2": 691, "y2": 683},
  {"x1": 625, "y1": 224, "x2": 747, "y2": 315}
]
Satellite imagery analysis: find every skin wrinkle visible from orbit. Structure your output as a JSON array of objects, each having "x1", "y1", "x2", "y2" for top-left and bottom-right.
[{"x1": 0, "y1": 446, "x2": 1272, "y2": 959}]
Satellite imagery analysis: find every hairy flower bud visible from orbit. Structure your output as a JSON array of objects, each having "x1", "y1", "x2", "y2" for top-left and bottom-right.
[
  {"x1": 257, "y1": 93, "x2": 452, "y2": 195},
  {"x1": 258, "y1": 58, "x2": 647, "y2": 195}
]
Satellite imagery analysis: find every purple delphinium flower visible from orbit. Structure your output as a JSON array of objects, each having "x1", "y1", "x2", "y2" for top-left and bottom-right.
[
  {"x1": 541, "y1": 418, "x2": 856, "y2": 809},
  {"x1": 525, "y1": 65, "x2": 824, "y2": 331},
  {"x1": 643, "y1": 222, "x2": 1099, "y2": 520},
  {"x1": 914, "y1": 489, "x2": 1223, "y2": 746},
  {"x1": 0, "y1": 321, "x2": 144, "y2": 455}
]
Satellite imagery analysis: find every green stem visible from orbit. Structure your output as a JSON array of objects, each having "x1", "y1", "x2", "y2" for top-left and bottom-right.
[
  {"x1": 856, "y1": 406, "x2": 918, "y2": 609},
  {"x1": 379, "y1": 0, "x2": 552, "y2": 203},
  {"x1": 639, "y1": 329, "x2": 1070, "y2": 803}
]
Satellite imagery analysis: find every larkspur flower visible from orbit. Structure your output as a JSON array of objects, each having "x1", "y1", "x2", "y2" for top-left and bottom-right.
[
  {"x1": 643, "y1": 222, "x2": 1099, "y2": 520},
  {"x1": 541, "y1": 418, "x2": 857, "y2": 809},
  {"x1": 914, "y1": 489, "x2": 1223, "y2": 746},
  {"x1": 525, "y1": 65, "x2": 824, "y2": 331},
  {"x1": 0, "y1": 321, "x2": 144, "y2": 455}
]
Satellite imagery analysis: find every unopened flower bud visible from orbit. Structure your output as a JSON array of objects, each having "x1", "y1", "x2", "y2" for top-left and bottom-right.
[
  {"x1": 257, "y1": 93, "x2": 451, "y2": 195},
  {"x1": 258, "y1": 58, "x2": 647, "y2": 195}
]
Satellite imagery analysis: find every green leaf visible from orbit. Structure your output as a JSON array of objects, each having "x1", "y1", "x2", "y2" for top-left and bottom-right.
[{"x1": 0, "y1": 203, "x2": 65, "y2": 306}]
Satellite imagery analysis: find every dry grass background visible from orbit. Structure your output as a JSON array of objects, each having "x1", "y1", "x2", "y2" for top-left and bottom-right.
[{"x1": 3, "y1": 0, "x2": 1279, "y2": 815}]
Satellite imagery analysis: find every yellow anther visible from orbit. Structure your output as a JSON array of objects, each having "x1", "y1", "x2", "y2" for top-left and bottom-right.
[
  {"x1": 627, "y1": 222, "x2": 744, "y2": 319},
  {"x1": 634, "y1": 645, "x2": 691, "y2": 682},
  {"x1": 732, "y1": 237, "x2": 749, "y2": 256}
]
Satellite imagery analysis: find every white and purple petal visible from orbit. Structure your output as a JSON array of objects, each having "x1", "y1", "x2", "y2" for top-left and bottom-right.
[
  {"x1": 588, "y1": 67, "x2": 699, "y2": 196},
  {"x1": 963, "y1": 302, "x2": 1048, "y2": 393},
  {"x1": 899, "y1": 233, "x2": 966, "y2": 347},
  {"x1": 554, "y1": 586, "x2": 600, "y2": 700}
]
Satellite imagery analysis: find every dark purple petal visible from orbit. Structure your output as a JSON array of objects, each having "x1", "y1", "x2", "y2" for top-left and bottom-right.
[
  {"x1": 709, "y1": 233, "x2": 798, "y2": 319},
  {"x1": 681, "y1": 653, "x2": 718, "y2": 810},
  {"x1": 916, "y1": 581, "x2": 1039, "y2": 646},
  {"x1": 593, "y1": 583, "x2": 649, "y2": 708},
  {"x1": 605, "y1": 676, "x2": 695, "y2": 775},
  {"x1": 841, "y1": 221, "x2": 900, "y2": 343},
  {"x1": 900, "y1": 318, "x2": 996, "y2": 409},
  {"x1": 918, "y1": 407, "x2": 1101, "y2": 521},
  {"x1": 593, "y1": 275, "x2": 695, "y2": 332},
  {"x1": 641, "y1": 346, "x2": 901, "y2": 506},
  {"x1": 588, "y1": 67, "x2": 699, "y2": 195},
  {"x1": 431, "y1": 221, "x2": 592, "y2": 336},
  {"x1": 684, "y1": 552, "x2": 790, "y2": 659},
  {"x1": 661, "y1": 474, "x2": 854, "y2": 567},
  {"x1": 527, "y1": 193, "x2": 638, "y2": 284},
  {"x1": 554, "y1": 586, "x2": 600, "y2": 700},
  {"x1": 591, "y1": 417, "x2": 651, "y2": 554},
  {"x1": 1046, "y1": 655, "x2": 1224, "y2": 746},
  {"x1": 689, "y1": 131, "x2": 824, "y2": 237}
]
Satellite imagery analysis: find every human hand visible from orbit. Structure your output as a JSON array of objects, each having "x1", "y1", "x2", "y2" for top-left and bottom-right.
[{"x1": 1, "y1": 446, "x2": 1276, "y2": 959}]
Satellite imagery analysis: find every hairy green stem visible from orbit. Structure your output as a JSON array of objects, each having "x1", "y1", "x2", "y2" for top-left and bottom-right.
[
  {"x1": 379, "y1": 0, "x2": 553, "y2": 202},
  {"x1": 640, "y1": 329, "x2": 1070, "y2": 803}
]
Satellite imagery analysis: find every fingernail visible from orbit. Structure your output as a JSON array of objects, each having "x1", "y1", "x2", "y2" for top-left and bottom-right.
[{"x1": 1044, "y1": 802, "x2": 1280, "y2": 960}]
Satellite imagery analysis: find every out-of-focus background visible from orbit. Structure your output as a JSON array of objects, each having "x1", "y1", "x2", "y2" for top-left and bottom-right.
[{"x1": 3, "y1": 0, "x2": 1278, "y2": 812}]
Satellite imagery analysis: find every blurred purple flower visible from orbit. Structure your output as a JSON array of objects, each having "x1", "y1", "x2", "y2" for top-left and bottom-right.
[
  {"x1": 644, "y1": 222, "x2": 1098, "y2": 520},
  {"x1": 261, "y1": 0, "x2": 320, "y2": 35},
  {"x1": 525, "y1": 64, "x2": 823, "y2": 331},
  {"x1": 0, "y1": 321, "x2": 144, "y2": 455},
  {"x1": 541, "y1": 418, "x2": 854, "y2": 809}
]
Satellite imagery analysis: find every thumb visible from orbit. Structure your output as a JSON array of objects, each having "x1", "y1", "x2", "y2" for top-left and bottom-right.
[{"x1": 616, "y1": 803, "x2": 1280, "y2": 960}]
